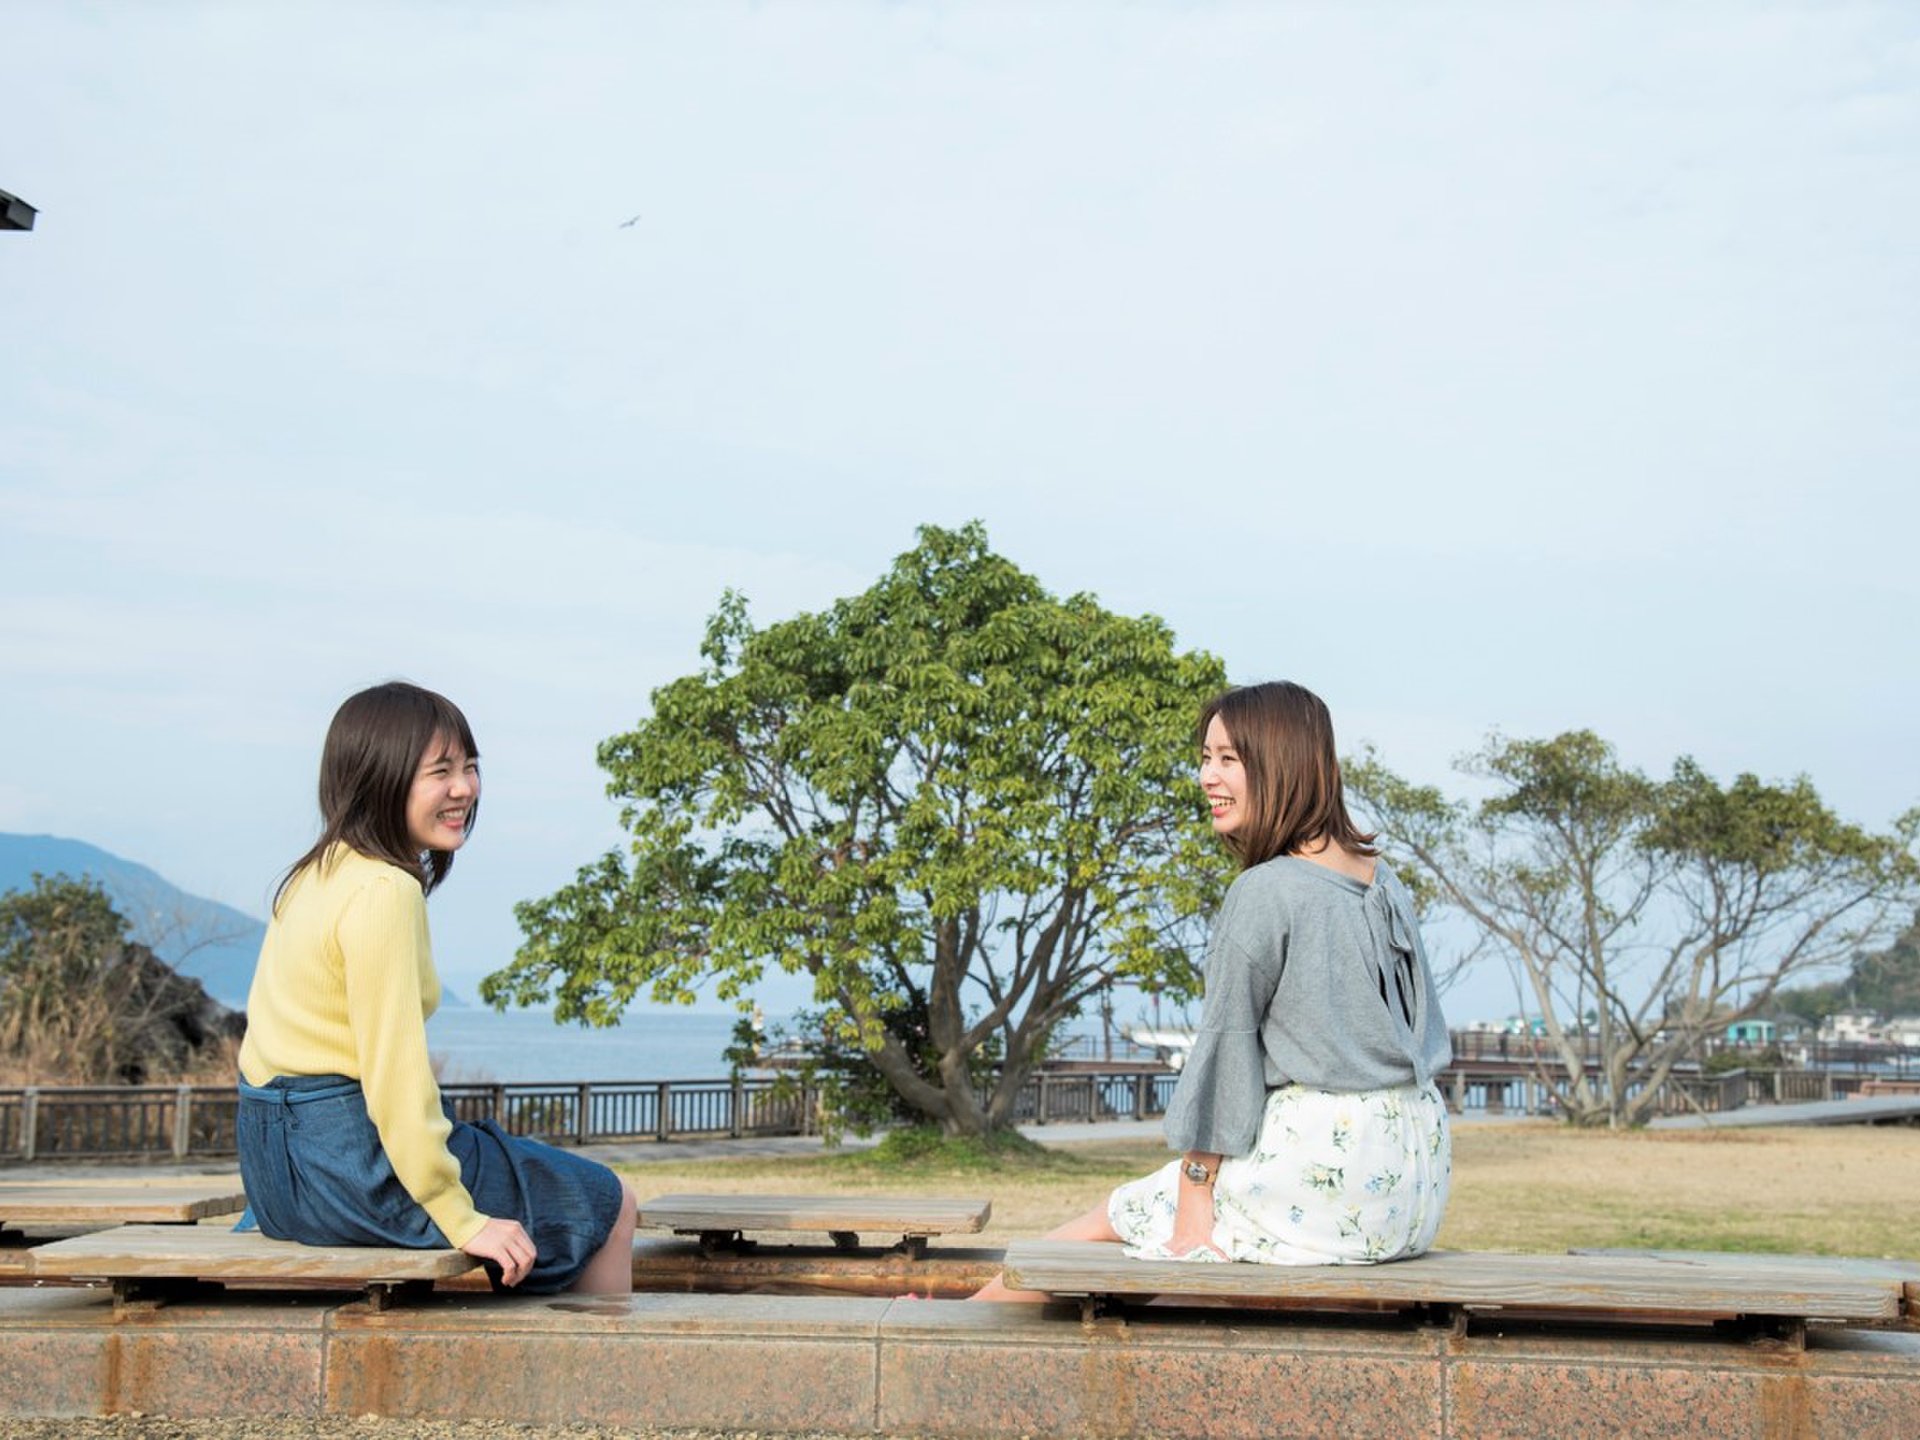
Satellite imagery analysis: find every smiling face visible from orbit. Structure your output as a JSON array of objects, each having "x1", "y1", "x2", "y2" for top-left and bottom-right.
[
  {"x1": 1199, "y1": 713, "x2": 1248, "y2": 838},
  {"x1": 405, "y1": 733, "x2": 480, "y2": 854}
]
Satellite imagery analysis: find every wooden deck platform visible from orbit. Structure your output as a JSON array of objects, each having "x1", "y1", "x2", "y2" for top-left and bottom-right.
[
  {"x1": 26, "y1": 1224, "x2": 479, "y2": 1311},
  {"x1": 1651, "y1": 1094, "x2": 1920, "y2": 1129},
  {"x1": 638, "y1": 1192, "x2": 990, "y2": 1257},
  {"x1": 1000, "y1": 1240, "x2": 1917, "y2": 1335},
  {"x1": 0, "y1": 1178, "x2": 247, "y2": 1228}
]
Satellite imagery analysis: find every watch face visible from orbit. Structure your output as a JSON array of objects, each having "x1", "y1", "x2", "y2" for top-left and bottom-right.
[{"x1": 1184, "y1": 1161, "x2": 1210, "y2": 1183}]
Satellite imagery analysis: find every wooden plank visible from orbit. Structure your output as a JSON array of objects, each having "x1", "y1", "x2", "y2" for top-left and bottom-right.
[
  {"x1": 1000, "y1": 1241, "x2": 1902, "y2": 1322},
  {"x1": 0, "y1": 1175, "x2": 245, "y2": 1190},
  {"x1": 1573, "y1": 1249, "x2": 1920, "y2": 1328},
  {"x1": 0, "y1": 1180, "x2": 248, "y2": 1225},
  {"x1": 638, "y1": 1193, "x2": 991, "y2": 1238},
  {"x1": 28, "y1": 1225, "x2": 479, "y2": 1283},
  {"x1": 1858, "y1": 1079, "x2": 1920, "y2": 1096},
  {"x1": 1572, "y1": 1248, "x2": 1920, "y2": 1285},
  {"x1": 629, "y1": 1237, "x2": 1001, "y2": 1299}
]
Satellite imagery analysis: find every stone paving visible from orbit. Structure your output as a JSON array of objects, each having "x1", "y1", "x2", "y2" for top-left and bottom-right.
[{"x1": 4, "y1": 1281, "x2": 1918, "y2": 1437}]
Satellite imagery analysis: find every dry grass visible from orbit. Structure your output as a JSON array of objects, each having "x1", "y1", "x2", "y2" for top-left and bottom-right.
[
  {"x1": 611, "y1": 1121, "x2": 1920, "y2": 1259},
  {"x1": 1437, "y1": 1121, "x2": 1920, "y2": 1258},
  {"x1": 0, "y1": 1028, "x2": 242, "y2": 1087}
]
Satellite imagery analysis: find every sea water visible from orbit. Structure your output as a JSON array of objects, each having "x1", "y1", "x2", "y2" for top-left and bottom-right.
[
  {"x1": 423, "y1": 1005, "x2": 1144, "y2": 1085},
  {"x1": 424, "y1": 1006, "x2": 773, "y2": 1084}
]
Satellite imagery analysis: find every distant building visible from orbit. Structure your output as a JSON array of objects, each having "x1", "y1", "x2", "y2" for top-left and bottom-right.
[
  {"x1": 1773, "y1": 1014, "x2": 1812, "y2": 1043},
  {"x1": 1884, "y1": 1016, "x2": 1920, "y2": 1047},
  {"x1": 1724, "y1": 1018, "x2": 1776, "y2": 1045},
  {"x1": 1818, "y1": 1010, "x2": 1882, "y2": 1045}
]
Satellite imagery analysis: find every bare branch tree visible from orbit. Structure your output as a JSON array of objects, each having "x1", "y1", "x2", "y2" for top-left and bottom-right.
[{"x1": 1349, "y1": 734, "x2": 1918, "y2": 1128}]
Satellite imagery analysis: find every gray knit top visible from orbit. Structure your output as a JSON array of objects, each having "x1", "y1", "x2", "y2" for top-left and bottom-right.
[{"x1": 1162, "y1": 855, "x2": 1452, "y2": 1157}]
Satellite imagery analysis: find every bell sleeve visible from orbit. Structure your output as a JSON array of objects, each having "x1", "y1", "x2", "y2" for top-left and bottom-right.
[{"x1": 1161, "y1": 900, "x2": 1284, "y2": 1157}]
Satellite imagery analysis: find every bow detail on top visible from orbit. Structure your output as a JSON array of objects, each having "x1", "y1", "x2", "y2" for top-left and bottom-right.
[{"x1": 1362, "y1": 880, "x2": 1431, "y2": 1084}]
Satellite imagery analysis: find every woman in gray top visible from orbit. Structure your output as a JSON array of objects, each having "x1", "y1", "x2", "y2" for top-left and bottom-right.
[{"x1": 975, "y1": 681, "x2": 1451, "y2": 1297}]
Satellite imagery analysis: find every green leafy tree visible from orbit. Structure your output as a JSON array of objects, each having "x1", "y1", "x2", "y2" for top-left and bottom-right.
[
  {"x1": 1850, "y1": 913, "x2": 1920, "y2": 1016},
  {"x1": 1775, "y1": 910, "x2": 1920, "y2": 1024},
  {"x1": 486, "y1": 523, "x2": 1231, "y2": 1135},
  {"x1": 750, "y1": 1003, "x2": 966, "y2": 1143},
  {"x1": 1348, "y1": 733, "x2": 1918, "y2": 1128}
]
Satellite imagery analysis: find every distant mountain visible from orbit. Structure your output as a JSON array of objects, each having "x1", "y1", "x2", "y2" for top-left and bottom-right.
[
  {"x1": 0, "y1": 834, "x2": 472, "y2": 1010},
  {"x1": 0, "y1": 833, "x2": 268, "y2": 1008}
]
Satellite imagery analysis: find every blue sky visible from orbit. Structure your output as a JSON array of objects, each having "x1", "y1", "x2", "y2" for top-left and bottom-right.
[{"x1": 2, "y1": 2, "x2": 1915, "y2": 1025}]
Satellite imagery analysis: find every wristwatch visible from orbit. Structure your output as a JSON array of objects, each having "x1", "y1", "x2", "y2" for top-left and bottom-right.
[{"x1": 1182, "y1": 1159, "x2": 1214, "y2": 1186}]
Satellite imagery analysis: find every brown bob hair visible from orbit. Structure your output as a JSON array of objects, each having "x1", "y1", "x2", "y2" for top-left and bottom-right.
[
  {"x1": 1198, "y1": 681, "x2": 1376, "y2": 870},
  {"x1": 275, "y1": 681, "x2": 480, "y2": 910}
]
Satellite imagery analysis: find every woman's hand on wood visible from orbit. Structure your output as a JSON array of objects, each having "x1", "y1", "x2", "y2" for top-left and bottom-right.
[
  {"x1": 1170, "y1": 1208, "x2": 1226, "y2": 1260},
  {"x1": 462, "y1": 1216, "x2": 536, "y2": 1287}
]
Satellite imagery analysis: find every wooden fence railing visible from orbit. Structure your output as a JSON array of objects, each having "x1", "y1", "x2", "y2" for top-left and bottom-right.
[
  {"x1": 0, "y1": 1064, "x2": 1901, "y2": 1163},
  {"x1": 1449, "y1": 1031, "x2": 1920, "y2": 1074},
  {"x1": 0, "y1": 1076, "x2": 844, "y2": 1163},
  {"x1": 0, "y1": 1071, "x2": 1184, "y2": 1163}
]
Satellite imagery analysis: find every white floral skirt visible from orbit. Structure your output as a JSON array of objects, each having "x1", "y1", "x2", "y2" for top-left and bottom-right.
[{"x1": 1109, "y1": 1081, "x2": 1451, "y2": 1265}]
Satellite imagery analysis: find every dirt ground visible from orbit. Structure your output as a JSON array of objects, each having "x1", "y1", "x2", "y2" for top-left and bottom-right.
[
  {"x1": 0, "y1": 1425, "x2": 872, "y2": 1440},
  {"x1": 1436, "y1": 1121, "x2": 1920, "y2": 1256},
  {"x1": 611, "y1": 1120, "x2": 1920, "y2": 1258}
]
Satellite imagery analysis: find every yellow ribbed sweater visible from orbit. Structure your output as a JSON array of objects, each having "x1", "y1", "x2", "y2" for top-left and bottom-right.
[{"x1": 238, "y1": 845, "x2": 485, "y2": 1247}]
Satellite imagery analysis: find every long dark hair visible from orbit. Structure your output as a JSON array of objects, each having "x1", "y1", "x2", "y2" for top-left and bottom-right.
[
  {"x1": 274, "y1": 681, "x2": 480, "y2": 910},
  {"x1": 1198, "y1": 680, "x2": 1376, "y2": 870}
]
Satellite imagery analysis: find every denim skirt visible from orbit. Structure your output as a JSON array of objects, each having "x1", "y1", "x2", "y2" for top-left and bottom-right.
[{"x1": 237, "y1": 1074, "x2": 624, "y2": 1294}]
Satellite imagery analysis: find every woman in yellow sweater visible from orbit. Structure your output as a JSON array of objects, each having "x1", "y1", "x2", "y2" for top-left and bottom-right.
[{"x1": 237, "y1": 682, "x2": 638, "y2": 1293}]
